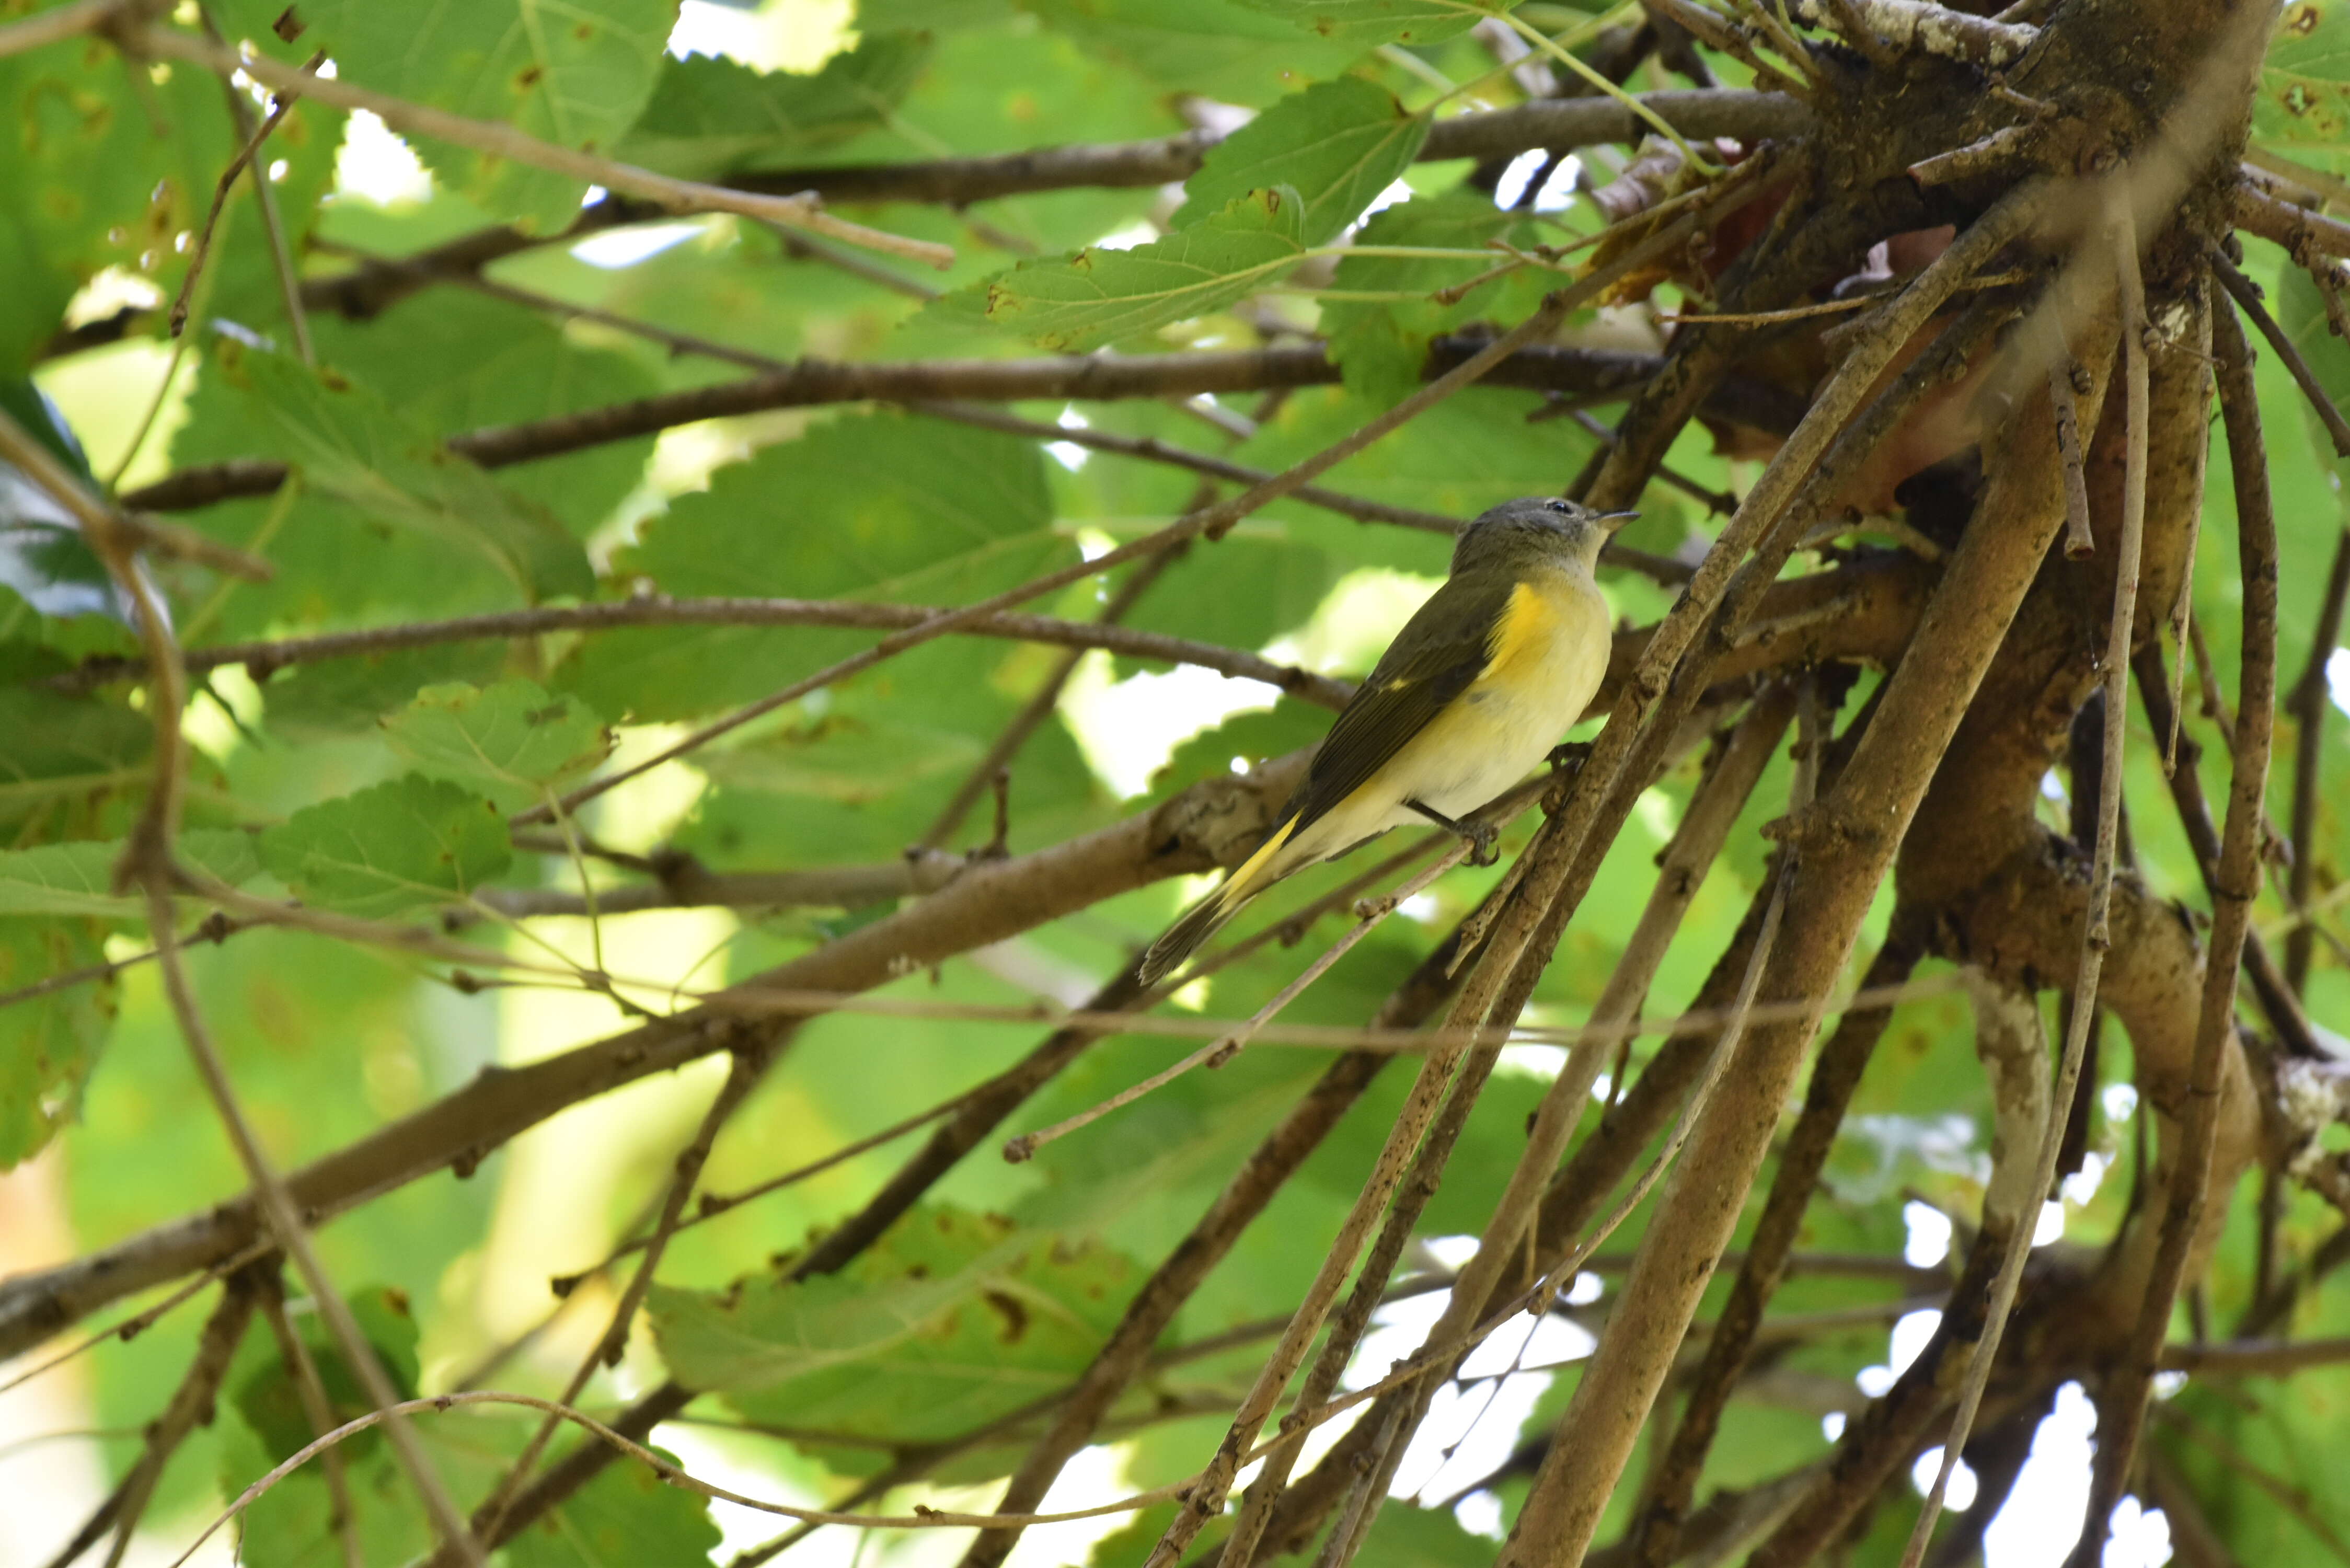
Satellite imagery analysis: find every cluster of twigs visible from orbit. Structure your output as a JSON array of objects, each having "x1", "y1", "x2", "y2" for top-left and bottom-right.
[{"x1": 5, "y1": 0, "x2": 2350, "y2": 1565}]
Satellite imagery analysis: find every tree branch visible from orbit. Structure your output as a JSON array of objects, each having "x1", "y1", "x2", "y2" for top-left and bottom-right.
[
  {"x1": 261, "y1": 89, "x2": 1805, "y2": 326},
  {"x1": 134, "y1": 25, "x2": 955, "y2": 267},
  {"x1": 2077, "y1": 279, "x2": 2281, "y2": 1566},
  {"x1": 2287, "y1": 524, "x2": 2350, "y2": 993},
  {"x1": 118, "y1": 340, "x2": 1801, "y2": 514}
]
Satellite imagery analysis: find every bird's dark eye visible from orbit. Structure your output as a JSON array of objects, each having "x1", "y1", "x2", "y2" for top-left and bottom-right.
[{"x1": 1545, "y1": 499, "x2": 1572, "y2": 514}]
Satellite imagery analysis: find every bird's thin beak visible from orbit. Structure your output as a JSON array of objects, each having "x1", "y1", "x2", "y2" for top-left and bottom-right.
[{"x1": 1596, "y1": 510, "x2": 1639, "y2": 534}]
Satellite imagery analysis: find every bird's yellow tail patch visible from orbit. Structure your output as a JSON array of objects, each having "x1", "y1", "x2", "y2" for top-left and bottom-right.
[
  {"x1": 1222, "y1": 813, "x2": 1298, "y2": 903},
  {"x1": 1138, "y1": 814, "x2": 1297, "y2": 986}
]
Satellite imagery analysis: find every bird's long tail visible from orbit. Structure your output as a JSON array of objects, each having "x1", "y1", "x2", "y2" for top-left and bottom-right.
[{"x1": 1138, "y1": 815, "x2": 1298, "y2": 986}]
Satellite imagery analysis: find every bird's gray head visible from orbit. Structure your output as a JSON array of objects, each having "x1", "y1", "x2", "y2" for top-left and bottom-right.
[{"x1": 1450, "y1": 497, "x2": 1635, "y2": 577}]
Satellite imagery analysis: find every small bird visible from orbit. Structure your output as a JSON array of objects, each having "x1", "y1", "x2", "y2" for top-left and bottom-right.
[{"x1": 1139, "y1": 496, "x2": 1633, "y2": 986}]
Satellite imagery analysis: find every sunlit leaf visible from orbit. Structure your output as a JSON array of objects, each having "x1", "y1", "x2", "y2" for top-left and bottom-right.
[
  {"x1": 0, "y1": 917, "x2": 114, "y2": 1168},
  {"x1": 381, "y1": 679, "x2": 613, "y2": 810},
  {"x1": 1019, "y1": 0, "x2": 1363, "y2": 104},
  {"x1": 258, "y1": 775, "x2": 512, "y2": 916},
  {"x1": 1172, "y1": 77, "x2": 1428, "y2": 244},
  {"x1": 201, "y1": 338, "x2": 595, "y2": 602},
  {"x1": 559, "y1": 411, "x2": 1068, "y2": 721},
  {"x1": 969, "y1": 186, "x2": 1308, "y2": 351},
  {"x1": 0, "y1": 829, "x2": 259, "y2": 919},
  {"x1": 616, "y1": 31, "x2": 931, "y2": 179},
  {"x1": 219, "y1": 0, "x2": 679, "y2": 234}
]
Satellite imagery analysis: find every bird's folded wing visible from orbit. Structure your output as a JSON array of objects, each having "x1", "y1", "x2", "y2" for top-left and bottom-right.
[{"x1": 1285, "y1": 571, "x2": 1512, "y2": 837}]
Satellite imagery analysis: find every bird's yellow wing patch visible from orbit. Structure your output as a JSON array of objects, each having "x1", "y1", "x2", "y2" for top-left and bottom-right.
[{"x1": 1481, "y1": 580, "x2": 1559, "y2": 687}]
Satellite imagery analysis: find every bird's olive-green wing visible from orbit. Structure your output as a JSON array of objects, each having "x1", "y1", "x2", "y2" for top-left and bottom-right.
[{"x1": 1285, "y1": 569, "x2": 1515, "y2": 836}]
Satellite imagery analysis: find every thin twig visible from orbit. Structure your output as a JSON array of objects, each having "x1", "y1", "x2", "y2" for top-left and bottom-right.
[
  {"x1": 2288, "y1": 525, "x2": 2350, "y2": 993},
  {"x1": 135, "y1": 27, "x2": 955, "y2": 267},
  {"x1": 62, "y1": 594, "x2": 1354, "y2": 708},
  {"x1": 472, "y1": 1048, "x2": 769, "y2": 1549},
  {"x1": 119, "y1": 338, "x2": 1785, "y2": 514},
  {"x1": 303, "y1": 251, "x2": 1492, "y2": 545},
  {"x1": 921, "y1": 543, "x2": 1183, "y2": 850},
  {"x1": 1003, "y1": 840, "x2": 1473, "y2": 1162},
  {"x1": 2211, "y1": 248, "x2": 2350, "y2": 458},
  {"x1": 170, "y1": 29, "x2": 318, "y2": 350},
  {"x1": 0, "y1": 0, "x2": 129, "y2": 57},
  {"x1": 252, "y1": 1272, "x2": 365, "y2": 1568},
  {"x1": 0, "y1": 1241, "x2": 270, "y2": 1400}
]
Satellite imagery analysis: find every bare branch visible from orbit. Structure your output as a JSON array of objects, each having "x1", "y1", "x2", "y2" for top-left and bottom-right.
[
  {"x1": 1630, "y1": 913, "x2": 1926, "y2": 1565},
  {"x1": 252, "y1": 1272, "x2": 365, "y2": 1568},
  {"x1": 2288, "y1": 525, "x2": 2350, "y2": 993},
  {"x1": 2236, "y1": 177, "x2": 2350, "y2": 265},
  {"x1": 2077, "y1": 275, "x2": 2282, "y2": 1566},
  {"x1": 250, "y1": 88, "x2": 1805, "y2": 327},
  {"x1": 0, "y1": 0, "x2": 130, "y2": 58},
  {"x1": 62, "y1": 594, "x2": 1354, "y2": 708},
  {"x1": 2211, "y1": 248, "x2": 2350, "y2": 458},
  {"x1": 134, "y1": 27, "x2": 955, "y2": 267},
  {"x1": 119, "y1": 340, "x2": 1783, "y2": 515},
  {"x1": 920, "y1": 542, "x2": 1183, "y2": 850}
]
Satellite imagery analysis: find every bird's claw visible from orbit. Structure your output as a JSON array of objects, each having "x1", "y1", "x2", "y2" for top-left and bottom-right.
[
  {"x1": 1464, "y1": 821, "x2": 1500, "y2": 867},
  {"x1": 1547, "y1": 742, "x2": 1592, "y2": 776}
]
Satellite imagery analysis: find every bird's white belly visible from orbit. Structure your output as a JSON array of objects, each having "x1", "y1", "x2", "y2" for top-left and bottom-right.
[{"x1": 1285, "y1": 577, "x2": 1610, "y2": 866}]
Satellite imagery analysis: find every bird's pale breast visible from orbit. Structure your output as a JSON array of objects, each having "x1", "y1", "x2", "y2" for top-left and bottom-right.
[{"x1": 1277, "y1": 565, "x2": 1610, "y2": 869}]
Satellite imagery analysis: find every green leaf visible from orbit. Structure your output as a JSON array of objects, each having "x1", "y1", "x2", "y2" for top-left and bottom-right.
[
  {"x1": 202, "y1": 337, "x2": 596, "y2": 602},
  {"x1": 222, "y1": 1406, "x2": 499, "y2": 1568},
  {"x1": 503, "y1": 1448, "x2": 722, "y2": 1567},
  {"x1": 381, "y1": 679, "x2": 613, "y2": 810},
  {"x1": 303, "y1": 290, "x2": 661, "y2": 538},
  {"x1": 1150, "y1": 698, "x2": 1324, "y2": 797},
  {"x1": 0, "y1": 686, "x2": 153, "y2": 835},
  {"x1": 220, "y1": 0, "x2": 680, "y2": 234},
  {"x1": 259, "y1": 642, "x2": 511, "y2": 741},
  {"x1": 2258, "y1": 2, "x2": 2350, "y2": 154},
  {"x1": 1322, "y1": 190, "x2": 1520, "y2": 405},
  {"x1": 2277, "y1": 262, "x2": 2350, "y2": 479},
  {"x1": 0, "y1": 41, "x2": 235, "y2": 367},
  {"x1": 0, "y1": 829, "x2": 259, "y2": 919},
  {"x1": 1172, "y1": 77, "x2": 1428, "y2": 245},
  {"x1": 616, "y1": 32, "x2": 932, "y2": 180},
  {"x1": 258, "y1": 775, "x2": 513, "y2": 917},
  {"x1": 559, "y1": 411, "x2": 1069, "y2": 721},
  {"x1": 1347, "y1": 1504, "x2": 1507, "y2": 1564},
  {"x1": 650, "y1": 1204, "x2": 1140, "y2": 1448},
  {"x1": 968, "y1": 186, "x2": 1308, "y2": 351},
  {"x1": 0, "y1": 917, "x2": 114, "y2": 1168},
  {"x1": 229, "y1": 1284, "x2": 420, "y2": 1465},
  {"x1": 1234, "y1": 0, "x2": 1514, "y2": 46},
  {"x1": 1019, "y1": 0, "x2": 1364, "y2": 105}
]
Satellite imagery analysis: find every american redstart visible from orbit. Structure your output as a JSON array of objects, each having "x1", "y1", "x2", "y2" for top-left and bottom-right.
[{"x1": 1140, "y1": 496, "x2": 1634, "y2": 986}]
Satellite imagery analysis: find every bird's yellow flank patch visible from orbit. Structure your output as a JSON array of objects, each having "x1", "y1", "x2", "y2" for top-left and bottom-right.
[{"x1": 1482, "y1": 579, "x2": 1558, "y2": 687}]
